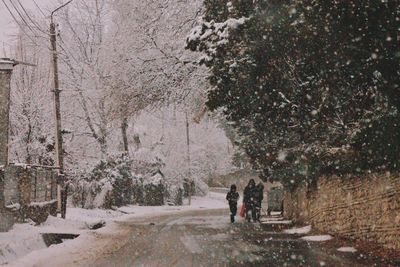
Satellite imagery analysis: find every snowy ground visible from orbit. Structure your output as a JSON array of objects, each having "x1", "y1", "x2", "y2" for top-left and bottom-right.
[
  {"x1": 301, "y1": 235, "x2": 333, "y2": 242},
  {"x1": 284, "y1": 225, "x2": 312, "y2": 234},
  {"x1": 0, "y1": 191, "x2": 227, "y2": 266},
  {"x1": 2, "y1": 192, "x2": 390, "y2": 267},
  {"x1": 337, "y1": 247, "x2": 357, "y2": 253},
  {"x1": 11, "y1": 209, "x2": 389, "y2": 267}
]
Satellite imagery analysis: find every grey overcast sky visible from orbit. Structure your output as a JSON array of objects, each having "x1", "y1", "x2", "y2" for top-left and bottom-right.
[{"x1": 0, "y1": 0, "x2": 52, "y2": 57}]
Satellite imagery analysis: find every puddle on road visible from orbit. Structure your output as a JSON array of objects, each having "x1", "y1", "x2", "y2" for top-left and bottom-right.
[{"x1": 41, "y1": 233, "x2": 79, "y2": 247}]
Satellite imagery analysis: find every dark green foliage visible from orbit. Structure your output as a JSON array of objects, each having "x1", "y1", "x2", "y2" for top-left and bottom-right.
[
  {"x1": 187, "y1": 0, "x2": 400, "y2": 182},
  {"x1": 183, "y1": 179, "x2": 195, "y2": 198},
  {"x1": 352, "y1": 114, "x2": 400, "y2": 171},
  {"x1": 144, "y1": 183, "x2": 165, "y2": 206}
]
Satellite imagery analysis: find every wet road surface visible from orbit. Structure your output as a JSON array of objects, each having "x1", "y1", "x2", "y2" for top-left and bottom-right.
[{"x1": 88, "y1": 209, "x2": 398, "y2": 267}]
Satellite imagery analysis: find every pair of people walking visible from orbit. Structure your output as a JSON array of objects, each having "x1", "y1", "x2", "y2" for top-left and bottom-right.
[
  {"x1": 243, "y1": 179, "x2": 264, "y2": 222},
  {"x1": 226, "y1": 179, "x2": 264, "y2": 223}
]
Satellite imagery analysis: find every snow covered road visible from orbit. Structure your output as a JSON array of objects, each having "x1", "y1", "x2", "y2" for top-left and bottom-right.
[
  {"x1": 5, "y1": 191, "x2": 398, "y2": 266},
  {"x1": 87, "y1": 211, "x2": 397, "y2": 267},
  {"x1": 4, "y1": 192, "x2": 227, "y2": 266}
]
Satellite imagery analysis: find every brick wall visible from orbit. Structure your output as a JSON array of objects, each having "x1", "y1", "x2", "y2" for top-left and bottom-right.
[{"x1": 284, "y1": 173, "x2": 400, "y2": 251}]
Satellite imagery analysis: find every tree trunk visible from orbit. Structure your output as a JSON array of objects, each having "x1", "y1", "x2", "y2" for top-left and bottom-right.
[
  {"x1": 99, "y1": 138, "x2": 108, "y2": 158},
  {"x1": 121, "y1": 117, "x2": 129, "y2": 154}
]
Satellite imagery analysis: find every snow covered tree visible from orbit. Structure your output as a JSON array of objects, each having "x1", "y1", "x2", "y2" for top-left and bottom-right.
[
  {"x1": 103, "y1": 0, "x2": 208, "y2": 150},
  {"x1": 52, "y1": 0, "x2": 209, "y2": 161},
  {"x1": 130, "y1": 107, "x2": 234, "y2": 196},
  {"x1": 55, "y1": 0, "x2": 112, "y2": 158},
  {"x1": 8, "y1": 33, "x2": 55, "y2": 166}
]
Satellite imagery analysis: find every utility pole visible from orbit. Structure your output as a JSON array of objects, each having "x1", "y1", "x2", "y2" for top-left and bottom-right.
[
  {"x1": 185, "y1": 112, "x2": 192, "y2": 205},
  {"x1": 50, "y1": 0, "x2": 73, "y2": 219}
]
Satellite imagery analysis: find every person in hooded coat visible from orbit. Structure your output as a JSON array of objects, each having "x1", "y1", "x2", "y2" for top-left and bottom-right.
[
  {"x1": 254, "y1": 182, "x2": 265, "y2": 221},
  {"x1": 243, "y1": 179, "x2": 256, "y2": 222},
  {"x1": 226, "y1": 184, "x2": 239, "y2": 223}
]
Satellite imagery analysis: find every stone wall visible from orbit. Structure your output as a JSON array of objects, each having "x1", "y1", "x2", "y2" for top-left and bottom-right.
[
  {"x1": 0, "y1": 69, "x2": 11, "y2": 166},
  {"x1": 2, "y1": 165, "x2": 58, "y2": 206},
  {"x1": 284, "y1": 173, "x2": 400, "y2": 251},
  {"x1": 0, "y1": 165, "x2": 58, "y2": 231},
  {"x1": 0, "y1": 168, "x2": 14, "y2": 231}
]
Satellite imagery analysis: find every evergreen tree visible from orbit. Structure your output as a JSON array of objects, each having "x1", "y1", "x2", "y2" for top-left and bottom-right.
[{"x1": 187, "y1": 0, "x2": 399, "y2": 182}]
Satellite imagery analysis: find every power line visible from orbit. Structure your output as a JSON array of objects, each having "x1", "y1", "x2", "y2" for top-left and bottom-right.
[
  {"x1": 32, "y1": 0, "x2": 46, "y2": 18},
  {"x1": 7, "y1": 0, "x2": 38, "y2": 36},
  {"x1": 1, "y1": 0, "x2": 38, "y2": 45},
  {"x1": 4, "y1": 0, "x2": 49, "y2": 47},
  {"x1": 15, "y1": 0, "x2": 48, "y2": 35}
]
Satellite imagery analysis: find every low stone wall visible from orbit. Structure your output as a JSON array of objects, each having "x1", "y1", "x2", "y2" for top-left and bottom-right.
[
  {"x1": 0, "y1": 165, "x2": 58, "y2": 231},
  {"x1": 284, "y1": 173, "x2": 400, "y2": 251},
  {"x1": 23, "y1": 200, "x2": 58, "y2": 224},
  {"x1": 3, "y1": 165, "x2": 58, "y2": 206},
  {"x1": 0, "y1": 168, "x2": 14, "y2": 231}
]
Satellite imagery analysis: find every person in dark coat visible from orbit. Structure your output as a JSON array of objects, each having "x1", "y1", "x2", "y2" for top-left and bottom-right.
[
  {"x1": 243, "y1": 179, "x2": 256, "y2": 222},
  {"x1": 226, "y1": 184, "x2": 240, "y2": 223},
  {"x1": 254, "y1": 182, "x2": 264, "y2": 221}
]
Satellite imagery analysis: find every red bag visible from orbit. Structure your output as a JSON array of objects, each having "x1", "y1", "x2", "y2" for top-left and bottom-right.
[{"x1": 239, "y1": 203, "x2": 246, "y2": 218}]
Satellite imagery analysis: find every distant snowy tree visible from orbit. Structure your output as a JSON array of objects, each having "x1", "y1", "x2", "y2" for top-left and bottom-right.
[
  {"x1": 105, "y1": 0, "x2": 208, "y2": 152},
  {"x1": 55, "y1": 0, "x2": 112, "y2": 158},
  {"x1": 130, "y1": 107, "x2": 235, "y2": 196},
  {"x1": 53, "y1": 0, "x2": 210, "y2": 162}
]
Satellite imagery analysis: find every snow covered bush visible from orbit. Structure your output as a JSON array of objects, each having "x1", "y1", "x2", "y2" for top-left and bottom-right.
[
  {"x1": 71, "y1": 155, "x2": 136, "y2": 209},
  {"x1": 143, "y1": 173, "x2": 165, "y2": 206},
  {"x1": 165, "y1": 184, "x2": 183, "y2": 206},
  {"x1": 70, "y1": 150, "x2": 182, "y2": 208}
]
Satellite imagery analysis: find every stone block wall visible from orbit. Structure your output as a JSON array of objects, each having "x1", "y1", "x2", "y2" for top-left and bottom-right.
[
  {"x1": 3, "y1": 166, "x2": 19, "y2": 204},
  {"x1": 0, "y1": 165, "x2": 58, "y2": 231},
  {"x1": 2, "y1": 165, "x2": 58, "y2": 206},
  {"x1": 284, "y1": 173, "x2": 400, "y2": 251},
  {"x1": 0, "y1": 69, "x2": 12, "y2": 166},
  {"x1": 284, "y1": 183, "x2": 309, "y2": 221},
  {"x1": 0, "y1": 169, "x2": 14, "y2": 231}
]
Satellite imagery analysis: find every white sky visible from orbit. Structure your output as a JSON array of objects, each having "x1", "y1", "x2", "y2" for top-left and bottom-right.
[{"x1": 0, "y1": 0, "x2": 52, "y2": 57}]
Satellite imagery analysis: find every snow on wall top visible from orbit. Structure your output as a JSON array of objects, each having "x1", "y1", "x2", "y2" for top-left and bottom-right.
[{"x1": 0, "y1": 58, "x2": 14, "y2": 70}]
